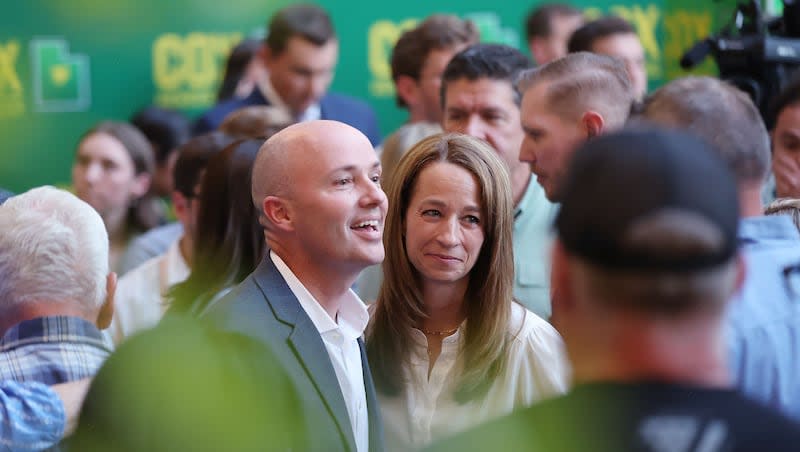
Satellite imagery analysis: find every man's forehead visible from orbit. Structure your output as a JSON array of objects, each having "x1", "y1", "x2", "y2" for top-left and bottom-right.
[{"x1": 445, "y1": 77, "x2": 516, "y2": 105}]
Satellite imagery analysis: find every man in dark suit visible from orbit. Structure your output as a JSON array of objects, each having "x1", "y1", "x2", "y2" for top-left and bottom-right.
[
  {"x1": 194, "y1": 4, "x2": 382, "y2": 146},
  {"x1": 204, "y1": 120, "x2": 386, "y2": 452}
]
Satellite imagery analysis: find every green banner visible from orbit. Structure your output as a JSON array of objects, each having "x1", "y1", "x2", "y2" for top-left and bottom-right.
[{"x1": 0, "y1": 0, "x2": 728, "y2": 193}]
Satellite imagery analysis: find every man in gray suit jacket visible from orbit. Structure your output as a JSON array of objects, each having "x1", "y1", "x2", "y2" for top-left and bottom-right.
[{"x1": 204, "y1": 120, "x2": 387, "y2": 452}]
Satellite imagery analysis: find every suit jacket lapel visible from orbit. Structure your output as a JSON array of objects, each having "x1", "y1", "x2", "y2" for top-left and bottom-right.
[
  {"x1": 254, "y1": 257, "x2": 357, "y2": 452},
  {"x1": 359, "y1": 338, "x2": 384, "y2": 452}
]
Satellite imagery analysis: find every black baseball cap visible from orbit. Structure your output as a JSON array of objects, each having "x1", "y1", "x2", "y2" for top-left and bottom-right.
[{"x1": 555, "y1": 127, "x2": 740, "y2": 271}]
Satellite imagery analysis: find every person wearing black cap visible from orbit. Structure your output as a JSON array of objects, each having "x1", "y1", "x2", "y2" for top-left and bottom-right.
[
  {"x1": 637, "y1": 76, "x2": 800, "y2": 421},
  {"x1": 426, "y1": 128, "x2": 800, "y2": 452}
]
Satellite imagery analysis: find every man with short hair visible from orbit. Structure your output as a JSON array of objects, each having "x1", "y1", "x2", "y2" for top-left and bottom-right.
[
  {"x1": 205, "y1": 120, "x2": 385, "y2": 452},
  {"x1": 195, "y1": 4, "x2": 381, "y2": 145},
  {"x1": 107, "y1": 132, "x2": 233, "y2": 346},
  {"x1": 524, "y1": 3, "x2": 584, "y2": 65},
  {"x1": 382, "y1": 14, "x2": 478, "y2": 181},
  {"x1": 518, "y1": 52, "x2": 634, "y2": 202},
  {"x1": 0, "y1": 186, "x2": 114, "y2": 384},
  {"x1": 428, "y1": 128, "x2": 800, "y2": 451},
  {"x1": 637, "y1": 75, "x2": 800, "y2": 420},
  {"x1": 568, "y1": 16, "x2": 647, "y2": 99}
]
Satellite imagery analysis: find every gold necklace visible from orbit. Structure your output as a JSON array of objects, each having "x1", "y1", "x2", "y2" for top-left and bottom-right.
[{"x1": 420, "y1": 326, "x2": 459, "y2": 336}]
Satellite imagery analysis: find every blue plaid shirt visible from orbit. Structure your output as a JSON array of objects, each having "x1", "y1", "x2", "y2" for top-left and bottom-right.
[{"x1": 0, "y1": 316, "x2": 111, "y2": 384}]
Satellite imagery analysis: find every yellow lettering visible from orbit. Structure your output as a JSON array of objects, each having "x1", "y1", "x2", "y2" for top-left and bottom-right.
[
  {"x1": 153, "y1": 32, "x2": 242, "y2": 92},
  {"x1": 0, "y1": 41, "x2": 22, "y2": 93},
  {"x1": 367, "y1": 19, "x2": 418, "y2": 97},
  {"x1": 611, "y1": 4, "x2": 662, "y2": 77},
  {"x1": 153, "y1": 34, "x2": 185, "y2": 91}
]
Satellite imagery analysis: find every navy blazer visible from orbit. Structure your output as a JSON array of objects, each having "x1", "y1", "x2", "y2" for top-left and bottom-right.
[
  {"x1": 203, "y1": 257, "x2": 384, "y2": 452},
  {"x1": 193, "y1": 88, "x2": 382, "y2": 146}
]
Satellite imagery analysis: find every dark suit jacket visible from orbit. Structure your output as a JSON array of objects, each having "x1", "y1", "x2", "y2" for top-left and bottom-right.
[
  {"x1": 203, "y1": 257, "x2": 384, "y2": 452},
  {"x1": 193, "y1": 88, "x2": 382, "y2": 146}
]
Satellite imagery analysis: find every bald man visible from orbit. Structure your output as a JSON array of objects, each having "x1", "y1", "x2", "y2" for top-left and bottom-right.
[{"x1": 204, "y1": 120, "x2": 386, "y2": 452}]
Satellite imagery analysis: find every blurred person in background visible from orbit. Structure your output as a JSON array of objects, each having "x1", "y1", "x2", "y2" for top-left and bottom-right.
[
  {"x1": 167, "y1": 139, "x2": 266, "y2": 316},
  {"x1": 525, "y1": 3, "x2": 584, "y2": 65},
  {"x1": 107, "y1": 132, "x2": 234, "y2": 346},
  {"x1": 72, "y1": 121, "x2": 160, "y2": 273}
]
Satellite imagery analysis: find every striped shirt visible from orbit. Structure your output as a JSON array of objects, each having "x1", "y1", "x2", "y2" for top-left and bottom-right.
[{"x1": 0, "y1": 316, "x2": 111, "y2": 384}]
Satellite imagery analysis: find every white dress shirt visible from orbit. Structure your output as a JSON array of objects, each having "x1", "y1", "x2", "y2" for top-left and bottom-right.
[
  {"x1": 257, "y1": 77, "x2": 321, "y2": 123},
  {"x1": 105, "y1": 239, "x2": 190, "y2": 347},
  {"x1": 271, "y1": 251, "x2": 369, "y2": 452},
  {"x1": 378, "y1": 303, "x2": 570, "y2": 451}
]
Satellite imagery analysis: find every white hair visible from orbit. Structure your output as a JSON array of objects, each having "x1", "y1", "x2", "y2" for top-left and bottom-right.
[{"x1": 0, "y1": 186, "x2": 109, "y2": 312}]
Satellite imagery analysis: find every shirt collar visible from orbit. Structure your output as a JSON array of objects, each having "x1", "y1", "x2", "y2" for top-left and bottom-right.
[
  {"x1": 0, "y1": 316, "x2": 109, "y2": 351},
  {"x1": 270, "y1": 251, "x2": 368, "y2": 340},
  {"x1": 738, "y1": 215, "x2": 800, "y2": 245},
  {"x1": 257, "y1": 76, "x2": 321, "y2": 123}
]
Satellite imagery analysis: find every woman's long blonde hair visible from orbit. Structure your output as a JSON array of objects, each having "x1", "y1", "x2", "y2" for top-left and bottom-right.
[{"x1": 366, "y1": 133, "x2": 515, "y2": 402}]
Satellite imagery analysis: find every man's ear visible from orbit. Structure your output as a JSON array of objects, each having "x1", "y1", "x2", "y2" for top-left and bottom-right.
[
  {"x1": 130, "y1": 173, "x2": 152, "y2": 198},
  {"x1": 395, "y1": 75, "x2": 420, "y2": 110},
  {"x1": 171, "y1": 191, "x2": 190, "y2": 225},
  {"x1": 97, "y1": 272, "x2": 116, "y2": 330},
  {"x1": 528, "y1": 38, "x2": 544, "y2": 64},
  {"x1": 262, "y1": 195, "x2": 294, "y2": 232},
  {"x1": 581, "y1": 111, "x2": 605, "y2": 139}
]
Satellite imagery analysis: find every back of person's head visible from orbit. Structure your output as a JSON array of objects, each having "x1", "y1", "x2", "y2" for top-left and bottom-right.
[
  {"x1": 169, "y1": 139, "x2": 264, "y2": 315},
  {"x1": 555, "y1": 128, "x2": 741, "y2": 316},
  {"x1": 518, "y1": 52, "x2": 633, "y2": 129},
  {"x1": 265, "y1": 3, "x2": 335, "y2": 55},
  {"x1": 525, "y1": 3, "x2": 582, "y2": 39},
  {"x1": 77, "y1": 121, "x2": 162, "y2": 231},
  {"x1": 0, "y1": 186, "x2": 109, "y2": 317},
  {"x1": 765, "y1": 197, "x2": 800, "y2": 232},
  {"x1": 217, "y1": 38, "x2": 263, "y2": 102},
  {"x1": 567, "y1": 16, "x2": 636, "y2": 53},
  {"x1": 219, "y1": 106, "x2": 294, "y2": 139},
  {"x1": 70, "y1": 316, "x2": 304, "y2": 451},
  {"x1": 130, "y1": 106, "x2": 190, "y2": 167},
  {"x1": 173, "y1": 131, "x2": 237, "y2": 199},
  {"x1": 391, "y1": 15, "x2": 479, "y2": 108},
  {"x1": 637, "y1": 76, "x2": 770, "y2": 185},
  {"x1": 442, "y1": 43, "x2": 532, "y2": 105}
]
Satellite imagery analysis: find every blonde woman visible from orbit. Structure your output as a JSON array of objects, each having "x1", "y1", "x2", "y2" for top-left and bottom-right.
[{"x1": 366, "y1": 133, "x2": 569, "y2": 450}]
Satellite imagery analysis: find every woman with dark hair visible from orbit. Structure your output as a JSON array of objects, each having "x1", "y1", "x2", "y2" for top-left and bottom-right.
[
  {"x1": 217, "y1": 38, "x2": 264, "y2": 102},
  {"x1": 72, "y1": 121, "x2": 162, "y2": 272},
  {"x1": 168, "y1": 139, "x2": 265, "y2": 315},
  {"x1": 367, "y1": 133, "x2": 568, "y2": 450}
]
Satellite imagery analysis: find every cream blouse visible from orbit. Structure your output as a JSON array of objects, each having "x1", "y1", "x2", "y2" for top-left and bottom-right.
[{"x1": 378, "y1": 302, "x2": 570, "y2": 451}]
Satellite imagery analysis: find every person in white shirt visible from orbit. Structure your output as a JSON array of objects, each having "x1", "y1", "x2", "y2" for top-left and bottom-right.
[
  {"x1": 366, "y1": 133, "x2": 569, "y2": 451},
  {"x1": 106, "y1": 132, "x2": 234, "y2": 345},
  {"x1": 203, "y1": 120, "x2": 387, "y2": 452}
]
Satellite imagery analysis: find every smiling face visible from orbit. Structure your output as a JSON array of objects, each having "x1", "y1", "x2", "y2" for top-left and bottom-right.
[
  {"x1": 404, "y1": 161, "x2": 485, "y2": 292},
  {"x1": 283, "y1": 123, "x2": 388, "y2": 274}
]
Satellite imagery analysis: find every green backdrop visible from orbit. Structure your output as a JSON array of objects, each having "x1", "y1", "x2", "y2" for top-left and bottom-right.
[{"x1": 0, "y1": 0, "x2": 730, "y2": 192}]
